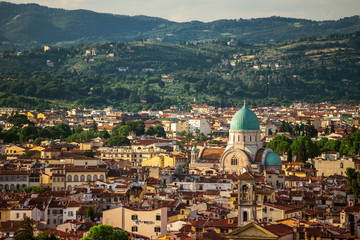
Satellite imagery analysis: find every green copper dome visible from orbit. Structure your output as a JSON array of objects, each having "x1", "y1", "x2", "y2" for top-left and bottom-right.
[
  {"x1": 265, "y1": 152, "x2": 282, "y2": 166},
  {"x1": 230, "y1": 103, "x2": 260, "y2": 130}
]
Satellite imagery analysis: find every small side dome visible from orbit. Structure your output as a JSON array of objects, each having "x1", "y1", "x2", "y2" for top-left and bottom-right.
[
  {"x1": 230, "y1": 102, "x2": 260, "y2": 130},
  {"x1": 265, "y1": 152, "x2": 282, "y2": 167}
]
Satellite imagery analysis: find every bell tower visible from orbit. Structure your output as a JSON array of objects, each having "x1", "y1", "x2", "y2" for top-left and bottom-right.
[
  {"x1": 191, "y1": 145, "x2": 198, "y2": 163},
  {"x1": 237, "y1": 171, "x2": 257, "y2": 226}
]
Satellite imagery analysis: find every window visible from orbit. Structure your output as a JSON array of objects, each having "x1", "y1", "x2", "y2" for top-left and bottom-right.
[
  {"x1": 68, "y1": 211, "x2": 73, "y2": 217},
  {"x1": 131, "y1": 226, "x2": 138, "y2": 232},
  {"x1": 80, "y1": 175, "x2": 85, "y2": 182},
  {"x1": 156, "y1": 215, "x2": 161, "y2": 221},
  {"x1": 53, "y1": 219, "x2": 56, "y2": 224},
  {"x1": 231, "y1": 155, "x2": 238, "y2": 165},
  {"x1": 74, "y1": 175, "x2": 79, "y2": 182},
  {"x1": 16, "y1": 213, "x2": 19, "y2": 219},
  {"x1": 23, "y1": 213, "x2": 26, "y2": 218},
  {"x1": 100, "y1": 175, "x2": 105, "y2": 181},
  {"x1": 67, "y1": 175, "x2": 72, "y2": 182},
  {"x1": 87, "y1": 175, "x2": 92, "y2": 182},
  {"x1": 243, "y1": 211, "x2": 248, "y2": 222},
  {"x1": 154, "y1": 227, "x2": 161, "y2": 232},
  {"x1": 53, "y1": 178, "x2": 56, "y2": 182},
  {"x1": 131, "y1": 215, "x2": 138, "y2": 220}
]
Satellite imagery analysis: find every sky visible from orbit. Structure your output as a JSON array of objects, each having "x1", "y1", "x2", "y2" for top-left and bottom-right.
[{"x1": 3, "y1": 0, "x2": 360, "y2": 22}]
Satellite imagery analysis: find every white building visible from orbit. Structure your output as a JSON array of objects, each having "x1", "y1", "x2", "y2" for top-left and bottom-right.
[{"x1": 188, "y1": 118, "x2": 211, "y2": 135}]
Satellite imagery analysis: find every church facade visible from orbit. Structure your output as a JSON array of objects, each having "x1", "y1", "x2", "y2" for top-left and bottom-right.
[{"x1": 190, "y1": 103, "x2": 282, "y2": 174}]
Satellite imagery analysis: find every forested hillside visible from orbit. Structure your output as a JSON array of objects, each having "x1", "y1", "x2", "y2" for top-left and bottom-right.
[
  {"x1": 0, "y1": 32, "x2": 359, "y2": 111},
  {"x1": 1, "y1": 2, "x2": 360, "y2": 49}
]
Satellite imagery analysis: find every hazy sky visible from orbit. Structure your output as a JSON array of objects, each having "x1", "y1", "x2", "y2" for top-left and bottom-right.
[{"x1": 4, "y1": 0, "x2": 360, "y2": 22}]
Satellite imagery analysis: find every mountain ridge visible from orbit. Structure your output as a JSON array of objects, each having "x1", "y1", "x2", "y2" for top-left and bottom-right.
[{"x1": 1, "y1": 2, "x2": 360, "y2": 48}]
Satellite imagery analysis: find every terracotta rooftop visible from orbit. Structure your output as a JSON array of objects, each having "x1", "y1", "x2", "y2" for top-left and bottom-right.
[{"x1": 200, "y1": 148, "x2": 225, "y2": 161}]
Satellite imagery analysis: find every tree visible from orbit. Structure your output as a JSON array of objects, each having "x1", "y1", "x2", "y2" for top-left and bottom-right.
[
  {"x1": 75, "y1": 126, "x2": 84, "y2": 134},
  {"x1": 352, "y1": 125, "x2": 357, "y2": 134},
  {"x1": 291, "y1": 136, "x2": 319, "y2": 161},
  {"x1": 345, "y1": 167, "x2": 360, "y2": 198},
  {"x1": 35, "y1": 232, "x2": 60, "y2": 240},
  {"x1": 82, "y1": 225, "x2": 128, "y2": 240},
  {"x1": 287, "y1": 148, "x2": 292, "y2": 162},
  {"x1": 91, "y1": 120, "x2": 98, "y2": 131},
  {"x1": 266, "y1": 135, "x2": 292, "y2": 154},
  {"x1": 103, "y1": 136, "x2": 130, "y2": 146},
  {"x1": 330, "y1": 124, "x2": 335, "y2": 133},
  {"x1": 7, "y1": 114, "x2": 32, "y2": 127},
  {"x1": 84, "y1": 206, "x2": 95, "y2": 222},
  {"x1": 55, "y1": 123, "x2": 72, "y2": 139},
  {"x1": 296, "y1": 140, "x2": 307, "y2": 162},
  {"x1": 117, "y1": 125, "x2": 131, "y2": 137},
  {"x1": 83, "y1": 150, "x2": 95, "y2": 158},
  {"x1": 19, "y1": 125, "x2": 39, "y2": 142},
  {"x1": 304, "y1": 120, "x2": 318, "y2": 138},
  {"x1": 14, "y1": 217, "x2": 35, "y2": 240},
  {"x1": 33, "y1": 137, "x2": 44, "y2": 146}
]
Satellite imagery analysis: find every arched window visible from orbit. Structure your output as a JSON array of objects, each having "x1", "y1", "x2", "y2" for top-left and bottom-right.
[
  {"x1": 243, "y1": 135, "x2": 246, "y2": 142},
  {"x1": 100, "y1": 175, "x2": 105, "y2": 181},
  {"x1": 74, "y1": 175, "x2": 79, "y2": 182},
  {"x1": 87, "y1": 175, "x2": 92, "y2": 182},
  {"x1": 67, "y1": 185, "x2": 72, "y2": 191},
  {"x1": 80, "y1": 175, "x2": 85, "y2": 182},
  {"x1": 67, "y1": 175, "x2": 72, "y2": 182},
  {"x1": 93, "y1": 175, "x2": 98, "y2": 181},
  {"x1": 231, "y1": 155, "x2": 238, "y2": 165},
  {"x1": 241, "y1": 184, "x2": 249, "y2": 200},
  {"x1": 250, "y1": 136, "x2": 252, "y2": 142},
  {"x1": 243, "y1": 211, "x2": 248, "y2": 222}
]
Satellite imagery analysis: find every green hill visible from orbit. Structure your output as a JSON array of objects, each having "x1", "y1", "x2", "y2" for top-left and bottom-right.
[
  {"x1": 0, "y1": 33, "x2": 359, "y2": 111},
  {"x1": 1, "y1": 2, "x2": 360, "y2": 49}
]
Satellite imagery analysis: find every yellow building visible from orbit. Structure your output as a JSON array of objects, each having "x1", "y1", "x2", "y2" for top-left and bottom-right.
[
  {"x1": 37, "y1": 113, "x2": 46, "y2": 120},
  {"x1": 142, "y1": 154, "x2": 174, "y2": 168},
  {"x1": 0, "y1": 208, "x2": 11, "y2": 223},
  {"x1": 257, "y1": 202, "x2": 303, "y2": 223},
  {"x1": 65, "y1": 166, "x2": 107, "y2": 191},
  {"x1": 4, "y1": 145, "x2": 26, "y2": 155}
]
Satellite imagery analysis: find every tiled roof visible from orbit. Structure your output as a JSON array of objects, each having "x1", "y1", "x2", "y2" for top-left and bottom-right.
[
  {"x1": 264, "y1": 223, "x2": 293, "y2": 236},
  {"x1": 200, "y1": 148, "x2": 225, "y2": 161}
]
